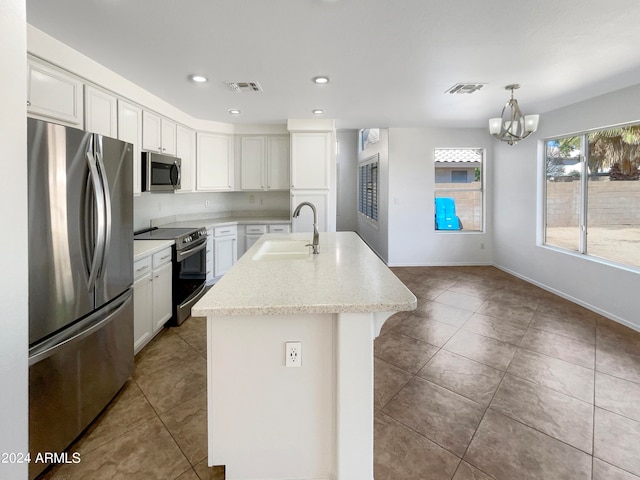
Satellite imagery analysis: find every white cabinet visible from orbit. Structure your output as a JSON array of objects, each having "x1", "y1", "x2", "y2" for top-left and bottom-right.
[
  {"x1": 290, "y1": 132, "x2": 331, "y2": 189},
  {"x1": 268, "y1": 224, "x2": 291, "y2": 234},
  {"x1": 142, "y1": 111, "x2": 177, "y2": 155},
  {"x1": 213, "y1": 225, "x2": 237, "y2": 278},
  {"x1": 84, "y1": 85, "x2": 117, "y2": 137},
  {"x1": 27, "y1": 57, "x2": 83, "y2": 127},
  {"x1": 245, "y1": 224, "x2": 267, "y2": 252},
  {"x1": 240, "y1": 135, "x2": 290, "y2": 190},
  {"x1": 151, "y1": 249, "x2": 173, "y2": 332},
  {"x1": 117, "y1": 100, "x2": 143, "y2": 196},
  {"x1": 197, "y1": 132, "x2": 234, "y2": 191},
  {"x1": 133, "y1": 246, "x2": 172, "y2": 354},
  {"x1": 176, "y1": 125, "x2": 196, "y2": 193},
  {"x1": 133, "y1": 256, "x2": 153, "y2": 354}
]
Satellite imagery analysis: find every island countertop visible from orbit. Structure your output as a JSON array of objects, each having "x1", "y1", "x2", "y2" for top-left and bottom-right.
[{"x1": 192, "y1": 231, "x2": 417, "y2": 317}]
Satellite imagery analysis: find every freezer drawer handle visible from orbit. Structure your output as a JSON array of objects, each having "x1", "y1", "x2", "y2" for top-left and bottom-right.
[{"x1": 28, "y1": 291, "x2": 132, "y2": 366}]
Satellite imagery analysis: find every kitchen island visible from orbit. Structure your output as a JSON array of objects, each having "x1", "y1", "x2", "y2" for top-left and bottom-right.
[{"x1": 192, "y1": 231, "x2": 416, "y2": 480}]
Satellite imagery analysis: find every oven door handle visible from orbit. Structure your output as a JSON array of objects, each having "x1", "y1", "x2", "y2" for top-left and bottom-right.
[{"x1": 176, "y1": 238, "x2": 207, "y2": 261}]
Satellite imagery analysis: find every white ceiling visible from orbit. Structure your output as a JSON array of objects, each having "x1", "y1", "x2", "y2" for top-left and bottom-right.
[{"x1": 26, "y1": 0, "x2": 640, "y2": 130}]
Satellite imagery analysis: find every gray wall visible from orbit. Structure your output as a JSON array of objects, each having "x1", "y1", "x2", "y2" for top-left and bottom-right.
[
  {"x1": 1, "y1": 1, "x2": 29, "y2": 478},
  {"x1": 493, "y1": 83, "x2": 640, "y2": 330}
]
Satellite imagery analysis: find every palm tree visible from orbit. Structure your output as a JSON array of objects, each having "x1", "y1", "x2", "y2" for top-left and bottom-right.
[{"x1": 588, "y1": 126, "x2": 640, "y2": 178}]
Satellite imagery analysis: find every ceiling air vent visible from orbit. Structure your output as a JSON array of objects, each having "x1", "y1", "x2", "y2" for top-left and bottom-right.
[
  {"x1": 446, "y1": 83, "x2": 486, "y2": 94},
  {"x1": 226, "y1": 81, "x2": 263, "y2": 93}
]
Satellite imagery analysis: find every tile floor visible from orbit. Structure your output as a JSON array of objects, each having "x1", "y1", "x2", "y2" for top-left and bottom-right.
[{"x1": 40, "y1": 266, "x2": 640, "y2": 480}]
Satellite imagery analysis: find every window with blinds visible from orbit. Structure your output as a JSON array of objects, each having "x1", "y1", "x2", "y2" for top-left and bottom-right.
[{"x1": 359, "y1": 157, "x2": 378, "y2": 221}]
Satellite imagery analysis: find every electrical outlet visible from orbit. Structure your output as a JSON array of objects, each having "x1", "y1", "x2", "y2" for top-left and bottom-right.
[
  {"x1": 205, "y1": 200, "x2": 210, "y2": 208},
  {"x1": 285, "y1": 342, "x2": 302, "y2": 367},
  {"x1": 249, "y1": 195, "x2": 255, "y2": 204}
]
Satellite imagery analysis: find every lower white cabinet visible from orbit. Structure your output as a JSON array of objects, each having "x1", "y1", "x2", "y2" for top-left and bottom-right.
[
  {"x1": 245, "y1": 224, "x2": 267, "y2": 252},
  {"x1": 213, "y1": 225, "x2": 238, "y2": 279},
  {"x1": 133, "y1": 246, "x2": 172, "y2": 354}
]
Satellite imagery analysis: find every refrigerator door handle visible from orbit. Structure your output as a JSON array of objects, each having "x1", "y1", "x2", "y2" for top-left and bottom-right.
[
  {"x1": 95, "y1": 135, "x2": 112, "y2": 277},
  {"x1": 86, "y1": 136, "x2": 106, "y2": 292},
  {"x1": 28, "y1": 291, "x2": 132, "y2": 366}
]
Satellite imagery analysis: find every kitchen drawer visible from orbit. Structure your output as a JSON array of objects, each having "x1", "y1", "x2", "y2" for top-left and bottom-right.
[
  {"x1": 152, "y1": 247, "x2": 173, "y2": 268},
  {"x1": 214, "y1": 225, "x2": 237, "y2": 237},
  {"x1": 245, "y1": 224, "x2": 267, "y2": 235},
  {"x1": 134, "y1": 256, "x2": 152, "y2": 280},
  {"x1": 268, "y1": 224, "x2": 290, "y2": 233}
]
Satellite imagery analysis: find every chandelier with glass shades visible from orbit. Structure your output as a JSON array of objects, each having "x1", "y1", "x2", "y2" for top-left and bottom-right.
[{"x1": 489, "y1": 84, "x2": 539, "y2": 145}]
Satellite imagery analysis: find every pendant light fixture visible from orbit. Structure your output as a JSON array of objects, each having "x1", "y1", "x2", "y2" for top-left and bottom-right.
[{"x1": 489, "y1": 84, "x2": 539, "y2": 145}]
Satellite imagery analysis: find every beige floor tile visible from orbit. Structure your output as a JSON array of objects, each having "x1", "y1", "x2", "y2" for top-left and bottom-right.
[
  {"x1": 43, "y1": 416, "x2": 190, "y2": 480},
  {"x1": 462, "y1": 312, "x2": 528, "y2": 346},
  {"x1": 593, "y1": 458, "x2": 640, "y2": 480},
  {"x1": 374, "y1": 331, "x2": 439, "y2": 373},
  {"x1": 597, "y1": 318, "x2": 640, "y2": 357},
  {"x1": 490, "y1": 374, "x2": 594, "y2": 453},
  {"x1": 507, "y1": 348, "x2": 595, "y2": 403},
  {"x1": 134, "y1": 329, "x2": 202, "y2": 377},
  {"x1": 412, "y1": 284, "x2": 449, "y2": 302},
  {"x1": 379, "y1": 311, "x2": 409, "y2": 334},
  {"x1": 452, "y1": 461, "x2": 495, "y2": 480},
  {"x1": 464, "y1": 410, "x2": 592, "y2": 480},
  {"x1": 448, "y1": 280, "x2": 496, "y2": 299},
  {"x1": 435, "y1": 290, "x2": 486, "y2": 312},
  {"x1": 72, "y1": 379, "x2": 157, "y2": 455},
  {"x1": 374, "y1": 412, "x2": 460, "y2": 480},
  {"x1": 596, "y1": 342, "x2": 640, "y2": 384},
  {"x1": 520, "y1": 327, "x2": 595, "y2": 369},
  {"x1": 529, "y1": 311, "x2": 596, "y2": 346},
  {"x1": 418, "y1": 349, "x2": 504, "y2": 407},
  {"x1": 176, "y1": 468, "x2": 202, "y2": 480},
  {"x1": 382, "y1": 377, "x2": 484, "y2": 456},
  {"x1": 596, "y1": 372, "x2": 640, "y2": 422},
  {"x1": 417, "y1": 301, "x2": 475, "y2": 327},
  {"x1": 160, "y1": 392, "x2": 208, "y2": 465},
  {"x1": 193, "y1": 459, "x2": 225, "y2": 480},
  {"x1": 594, "y1": 407, "x2": 640, "y2": 476},
  {"x1": 476, "y1": 300, "x2": 535, "y2": 327},
  {"x1": 135, "y1": 354, "x2": 207, "y2": 414},
  {"x1": 393, "y1": 313, "x2": 459, "y2": 347},
  {"x1": 173, "y1": 316, "x2": 208, "y2": 356},
  {"x1": 443, "y1": 329, "x2": 517, "y2": 371},
  {"x1": 374, "y1": 357, "x2": 413, "y2": 410},
  {"x1": 487, "y1": 289, "x2": 540, "y2": 312}
]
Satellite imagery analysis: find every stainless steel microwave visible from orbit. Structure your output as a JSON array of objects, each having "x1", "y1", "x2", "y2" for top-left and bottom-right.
[{"x1": 142, "y1": 152, "x2": 181, "y2": 192}]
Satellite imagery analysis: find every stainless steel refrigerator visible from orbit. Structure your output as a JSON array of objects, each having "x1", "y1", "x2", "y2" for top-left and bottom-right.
[{"x1": 27, "y1": 118, "x2": 134, "y2": 479}]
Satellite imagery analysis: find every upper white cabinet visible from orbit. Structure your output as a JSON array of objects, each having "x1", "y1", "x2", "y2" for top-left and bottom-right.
[
  {"x1": 27, "y1": 57, "x2": 83, "y2": 127},
  {"x1": 176, "y1": 125, "x2": 196, "y2": 193},
  {"x1": 290, "y1": 132, "x2": 331, "y2": 189},
  {"x1": 117, "y1": 99, "x2": 143, "y2": 196},
  {"x1": 240, "y1": 135, "x2": 290, "y2": 190},
  {"x1": 197, "y1": 132, "x2": 234, "y2": 191},
  {"x1": 84, "y1": 85, "x2": 117, "y2": 137},
  {"x1": 142, "y1": 110, "x2": 177, "y2": 155}
]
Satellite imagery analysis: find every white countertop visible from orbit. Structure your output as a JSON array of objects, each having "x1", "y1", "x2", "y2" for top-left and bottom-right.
[
  {"x1": 192, "y1": 231, "x2": 417, "y2": 316},
  {"x1": 133, "y1": 239, "x2": 174, "y2": 261}
]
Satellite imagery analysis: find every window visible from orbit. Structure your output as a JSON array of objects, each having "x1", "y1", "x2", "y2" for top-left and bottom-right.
[
  {"x1": 544, "y1": 124, "x2": 640, "y2": 268},
  {"x1": 434, "y1": 148, "x2": 483, "y2": 231},
  {"x1": 359, "y1": 155, "x2": 378, "y2": 221}
]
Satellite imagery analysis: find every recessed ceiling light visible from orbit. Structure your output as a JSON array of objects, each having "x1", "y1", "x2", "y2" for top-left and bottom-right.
[
  {"x1": 312, "y1": 76, "x2": 330, "y2": 84},
  {"x1": 312, "y1": 109, "x2": 325, "y2": 115},
  {"x1": 190, "y1": 74, "x2": 208, "y2": 83},
  {"x1": 228, "y1": 109, "x2": 241, "y2": 115}
]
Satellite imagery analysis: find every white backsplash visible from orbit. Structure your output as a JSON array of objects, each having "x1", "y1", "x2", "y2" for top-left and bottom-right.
[{"x1": 134, "y1": 191, "x2": 290, "y2": 231}]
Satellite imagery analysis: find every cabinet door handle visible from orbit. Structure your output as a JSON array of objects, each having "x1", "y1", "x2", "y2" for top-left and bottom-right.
[
  {"x1": 27, "y1": 100, "x2": 32, "y2": 106},
  {"x1": 160, "y1": 254, "x2": 171, "y2": 261},
  {"x1": 136, "y1": 265, "x2": 150, "y2": 273}
]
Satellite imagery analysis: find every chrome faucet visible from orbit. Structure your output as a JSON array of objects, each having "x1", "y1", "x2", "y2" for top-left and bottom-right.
[{"x1": 292, "y1": 201, "x2": 319, "y2": 254}]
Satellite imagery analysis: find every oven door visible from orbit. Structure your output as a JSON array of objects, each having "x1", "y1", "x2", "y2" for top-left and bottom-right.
[{"x1": 174, "y1": 237, "x2": 207, "y2": 325}]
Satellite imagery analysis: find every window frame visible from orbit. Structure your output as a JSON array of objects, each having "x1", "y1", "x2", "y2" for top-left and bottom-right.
[
  {"x1": 358, "y1": 154, "x2": 379, "y2": 223},
  {"x1": 542, "y1": 122, "x2": 640, "y2": 271},
  {"x1": 434, "y1": 148, "x2": 485, "y2": 233}
]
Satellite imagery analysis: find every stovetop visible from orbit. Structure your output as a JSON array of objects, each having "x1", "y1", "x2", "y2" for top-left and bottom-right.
[{"x1": 134, "y1": 227, "x2": 208, "y2": 250}]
